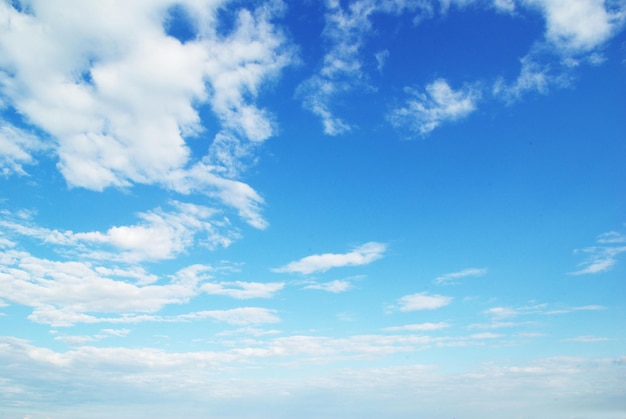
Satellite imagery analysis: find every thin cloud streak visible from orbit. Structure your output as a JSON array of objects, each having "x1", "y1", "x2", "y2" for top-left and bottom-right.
[
  {"x1": 435, "y1": 267, "x2": 488, "y2": 285},
  {"x1": 273, "y1": 242, "x2": 386, "y2": 274}
]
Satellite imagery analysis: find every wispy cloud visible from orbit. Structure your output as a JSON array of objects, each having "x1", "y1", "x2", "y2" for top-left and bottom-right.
[
  {"x1": 273, "y1": 242, "x2": 386, "y2": 274},
  {"x1": 0, "y1": 123, "x2": 50, "y2": 176},
  {"x1": 570, "y1": 228, "x2": 626, "y2": 275},
  {"x1": 297, "y1": 0, "x2": 431, "y2": 135},
  {"x1": 29, "y1": 305, "x2": 280, "y2": 328},
  {"x1": 54, "y1": 328, "x2": 131, "y2": 345},
  {"x1": 382, "y1": 322, "x2": 450, "y2": 332},
  {"x1": 396, "y1": 292, "x2": 452, "y2": 312},
  {"x1": 563, "y1": 335, "x2": 610, "y2": 343},
  {"x1": 483, "y1": 303, "x2": 605, "y2": 319},
  {"x1": 304, "y1": 279, "x2": 352, "y2": 293},
  {"x1": 201, "y1": 281, "x2": 285, "y2": 299},
  {"x1": 434, "y1": 267, "x2": 487, "y2": 285},
  {"x1": 0, "y1": 202, "x2": 238, "y2": 262},
  {"x1": 388, "y1": 79, "x2": 480, "y2": 136}
]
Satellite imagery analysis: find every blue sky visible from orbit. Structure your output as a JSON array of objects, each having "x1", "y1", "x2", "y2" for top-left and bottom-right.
[{"x1": 0, "y1": 0, "x2": 625, "y2": 418}]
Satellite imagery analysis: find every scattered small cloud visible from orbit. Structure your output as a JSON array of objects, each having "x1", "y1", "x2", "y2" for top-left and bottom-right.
[
  {"x1": 597, "y1": 231, "x2": 626, "y2": 244},
  {"x1": 484, "y1": 303, "x2": 605, "y2": 320},
  {"x1": 54, "y1": 328, "x2": 131, "y2": 345},
  {"x1": 375, "y1": 50, "x2": 390, "y2": 72},
  {"x1": 468, "y1": 321, "x2": 534, "y2": 330},
  {"x1": 396, "y1": 292, "x2": 452, "y2": 312},
  {"x1": 434, "y1": 267, "x2": 487, "y2": 285},
  {"x1": 297, "y1": 0, "x2": 433, "y2": 135},
  {"x1": 383, "y1": 322, "x2": 450, "y2": 332},
  {"x1": 563, "y1": 335, "x2": 610, "y2": 343},
  {"x1": 570, "y1": 228, "x2": 626, "y2": 275},
  {"x1": 201, "y1": 281, "x2": 285, "y2": 299},
  {"x1": 273, "y1": 242, "x2": 386, "y2": 275},
  {"x1": 388, "y1": 78, "x2": 480, "y2": 136},
  {"x1": 492, "y1": 0, "x2": 516, "y2": 13},
  {"x1": 304, "y1": 280, "x2": 352, "y2": 293}
]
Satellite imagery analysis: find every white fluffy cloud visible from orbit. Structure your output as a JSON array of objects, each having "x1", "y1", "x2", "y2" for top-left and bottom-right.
[
  {"x1": 388, "y1": 79, "x2": 480, "y2": 136},
  {"x1": 0, "y1": 239, "x2": 282, "y2": 327},
  {"x1": 523, "y1": 0, "x2": 625, "y2": 51},
  {"x1": 0, "y1": 251, "x2": 198, "y2": 325},
  {"x1": 273, "y1": 242, "x2": 386, "y2": 274},
  {"x1": 0, "y1": 0, "x2": 294, "y2": 227},
  {"x1": 396, "y1": 292, "x2": 452, "y2": 311}
]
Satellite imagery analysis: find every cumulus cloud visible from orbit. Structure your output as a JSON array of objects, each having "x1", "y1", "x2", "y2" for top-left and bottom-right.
[
  {"x1": 0, "y1": 252, "x2": 201, "y2": 325},
  {"x1": 396, "y1": 292, "x2": 452, "y2": 311},
  {"x1": 272, "y1": 242, "x2": 386, "y2": 274},
  {"x1": 490, "y1": 0, "x2": 625, "y2": 103},
  {"x1": 0, "y1": 239, "x2": 283, "y2": 327},
  {"x1": 388, "y1": 79, "x2": 480, "y2": 136},
  {"x1": 0, "y1": 0, "x2": 295, "y2": 227},
  {"x1": 434, "y1": 267, "x2": 487, "y2": 285},
  {"x1": 523, "y1": 0, "x2": 625, "y2": 52}
]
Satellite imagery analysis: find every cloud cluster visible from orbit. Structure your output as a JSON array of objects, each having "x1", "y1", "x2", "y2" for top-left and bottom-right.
[
  {"x1": 0, "y1": 0, "x2": 295, "y2": 227},
  {"x1": 0, "y1": 243, "x2": 280, "y2": 327},
  {"x1": 1, "y1": 201, "x2": 236, "y2": 262},
  {"x1": 298, "y1": 0, "x2": 625, "y2": 136}
]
